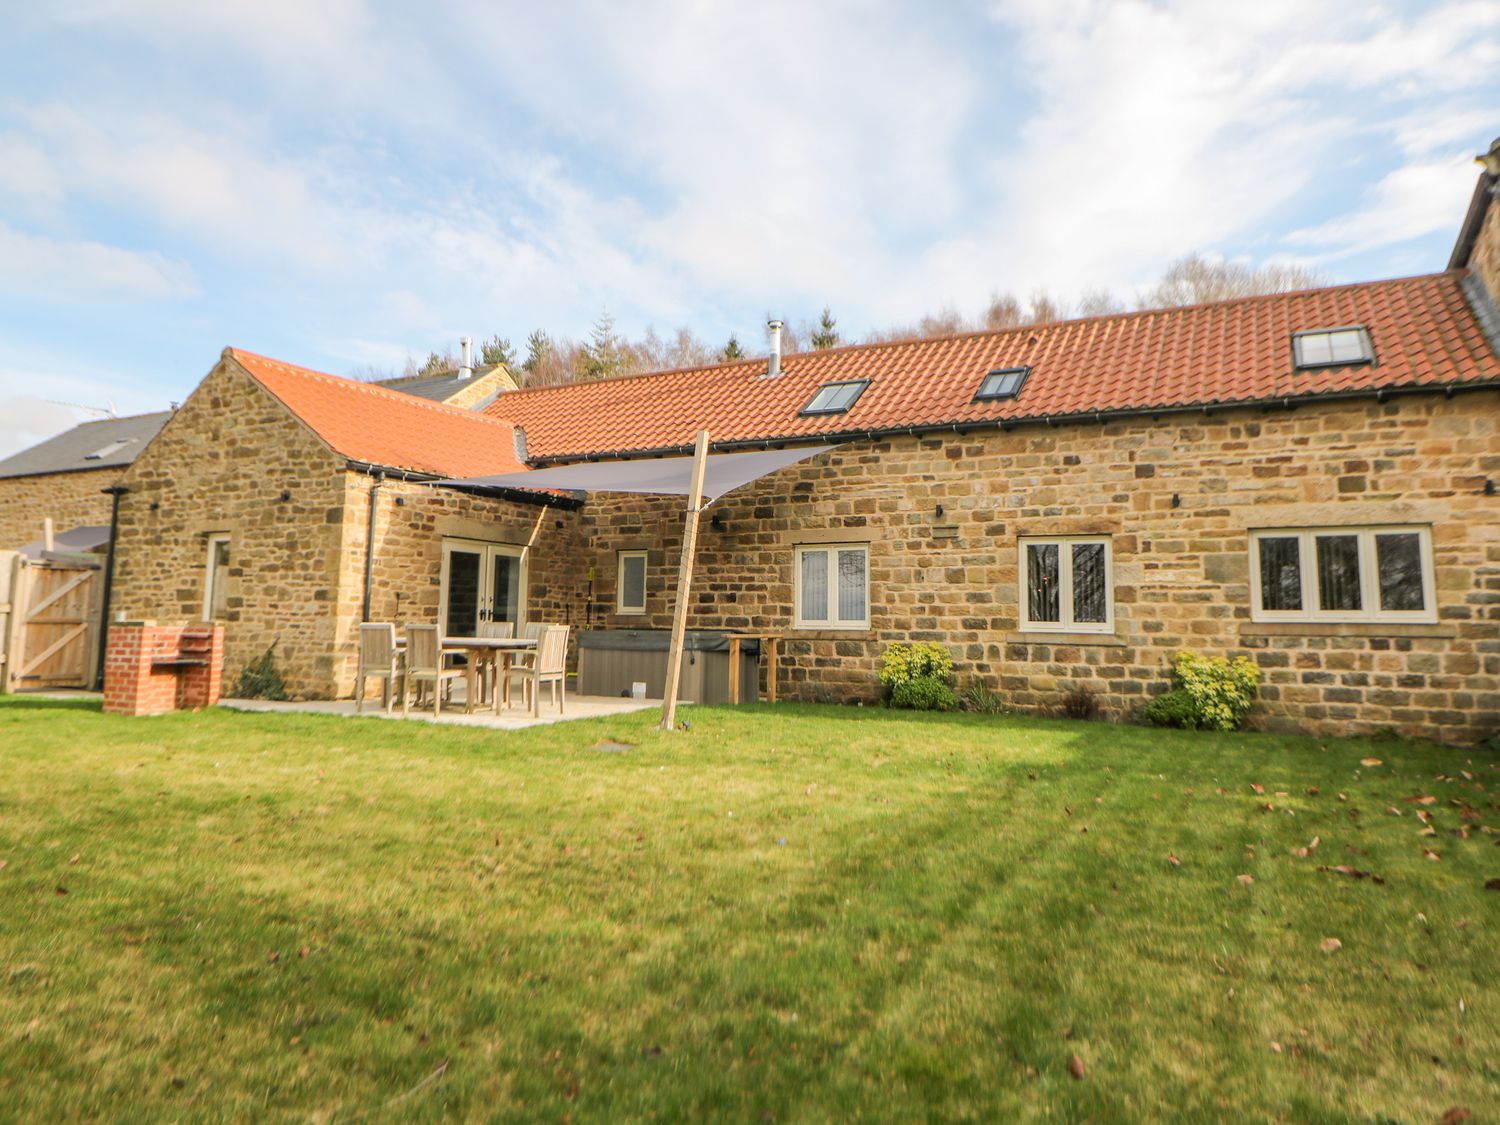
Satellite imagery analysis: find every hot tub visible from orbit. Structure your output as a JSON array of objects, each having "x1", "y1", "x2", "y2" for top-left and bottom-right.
[{"x1": 577, "y1": 629, "x2": 759, "y2": 704}]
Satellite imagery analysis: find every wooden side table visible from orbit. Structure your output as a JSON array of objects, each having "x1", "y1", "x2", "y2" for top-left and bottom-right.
[{"x1": 726, "y1": 633, "x2": 783, "y2": 705}]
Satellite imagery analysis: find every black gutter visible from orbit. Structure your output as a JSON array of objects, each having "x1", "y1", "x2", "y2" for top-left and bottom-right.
[
  {"x1": 343, "y1": 460, "x2": 584, "y2": 511},
  {"x1": 94, "y1": 484, "x2": 127, "y2": 688},
  {"x1": 526, "y1": 380, "x2": 1500, "y2": 465},
  {"x1": 361, "y1": 470, "x2": 383, "y2": 624}
]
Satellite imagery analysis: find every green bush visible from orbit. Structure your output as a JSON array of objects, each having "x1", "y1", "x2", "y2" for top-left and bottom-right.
[
  {"x1": 1144, "y1": 688, "x2": 1200, "y2": 729},
  {"x1": 1146, "y1": 651, "x2": 1261, "y2": 732},
  {"x1": 890, "y1": 676, "x2": 958, "y2": 712},
  {"x1": 233, "y1": 643, "x2": 289, "y2": 701},
  {"x1": 880, "y1": 642, "x2": 956, "y2": 711}
]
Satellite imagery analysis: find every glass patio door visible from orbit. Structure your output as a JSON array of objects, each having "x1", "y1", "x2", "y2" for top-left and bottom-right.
[{"x1": 440, "y1": 541, "x2": 526, "y2": 638}]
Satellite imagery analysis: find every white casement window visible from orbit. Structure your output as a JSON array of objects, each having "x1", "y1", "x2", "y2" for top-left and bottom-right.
[
  {"x1": 1248, "y1": 526, "x2": 1436, "y2": 624},
  {"x1": 203, "y1": 533, "x2": 231, "y2": 622},
  {"x1": 617, "y1": 550, "x2": 648, "y2": 615},
  {"x1": 794, "y1": 544, "x2": 869, "y2": 629},
  {"x1": 1019, "y1": 536, "x2": 1114, "y2": 634}
]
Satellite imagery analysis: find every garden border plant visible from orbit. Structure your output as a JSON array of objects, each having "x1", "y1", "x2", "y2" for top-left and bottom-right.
[
  {"x1": 1145, "y1": 651, "x2": 1262, "y2": 731},
  {"x1": 879, "y1": 641, "x2": 958, "y2": 711}
]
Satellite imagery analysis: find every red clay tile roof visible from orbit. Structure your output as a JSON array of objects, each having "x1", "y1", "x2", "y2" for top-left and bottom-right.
[
  {"x1": 226, "y1": 348, "x2": 526, "y2": 478},
  {"x1": 485, "y1": 272, "x2": 1500, "y2": 461}
]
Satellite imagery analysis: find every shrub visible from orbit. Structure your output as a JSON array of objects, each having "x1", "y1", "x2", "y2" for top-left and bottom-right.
[
  {"x1": 1144, "y1": 688, "x2": 1200, "y2": 729},
  {"x1": 1058, "y1": 683, "x2": 1099, "y2": 721},
  {"x1": 1146, "y1": 651, "x2": 1261, "y2": 732},
  {"x1": 233, "y1": 643, "x2": 289, "y2": 701},
  {"x1": 959, "y1": 679, "x2": 1008, "y2": 715},
  {"x1": 890, "y1": 676, "x2": 958, "y2": 712},
  {"x1": 880, "y1": 642, "x2": 956, "y2": 711}
]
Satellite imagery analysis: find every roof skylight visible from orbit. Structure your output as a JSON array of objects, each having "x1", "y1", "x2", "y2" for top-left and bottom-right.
[
  {"x1": 1293, "y1": 327, "x2": 1374, "y2": 369},
  {"x1": 974, "y1": 366, "x2": 1030, "y2": 401},
  {"x1": 800, "y1": 379, "x2": 869, "y2": 416}
]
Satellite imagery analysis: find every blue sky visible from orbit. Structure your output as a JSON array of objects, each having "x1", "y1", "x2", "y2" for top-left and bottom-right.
[{"x1": 1, "y1": 0, "x2": 1497, "y2": 458}]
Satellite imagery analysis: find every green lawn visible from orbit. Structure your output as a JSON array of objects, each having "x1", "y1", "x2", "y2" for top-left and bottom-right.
[{"x1": 0, "y1": 697, "x2": 1496, "y2": 1122}]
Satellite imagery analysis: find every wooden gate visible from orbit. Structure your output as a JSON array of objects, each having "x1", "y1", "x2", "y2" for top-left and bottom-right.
[{"x1": 2, "y1": 553, "x2": 103, "y2": 692}]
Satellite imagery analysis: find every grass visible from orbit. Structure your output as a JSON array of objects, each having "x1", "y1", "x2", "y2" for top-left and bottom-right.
[{"x1": 0, "y1": 696, "x2": 1496, "y2": 1122}]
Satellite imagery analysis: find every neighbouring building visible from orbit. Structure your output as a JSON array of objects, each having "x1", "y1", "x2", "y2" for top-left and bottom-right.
[
  {"x1": 0, "y1": 412, "x2": 172, "y2": 551},
  {"x1": 108, "y1": 140, "x2": 1500, "y2": 742}
]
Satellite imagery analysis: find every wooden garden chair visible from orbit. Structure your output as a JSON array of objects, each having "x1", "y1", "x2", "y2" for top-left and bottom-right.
[
  {"x1": 354, "y1": 623, "x2": 400, "y2": 713},
  {"x1": 402, "y1": 624, "x2": 464, "y2": 716}
]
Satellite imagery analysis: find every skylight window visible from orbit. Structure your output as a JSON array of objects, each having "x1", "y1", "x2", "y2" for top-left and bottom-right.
[
  {"x1": 975, "y1": 366, "x2": 1031, "y2": 401},
  {"x1": 800, "y1": 379, "x2": 869, "y2": 416},
  {"x1": 83, "y1": 439, "x2": 133, "y2": 461},
  {"x1": 1293, "y1": 327, "x2": 1374, "y2": 369}
]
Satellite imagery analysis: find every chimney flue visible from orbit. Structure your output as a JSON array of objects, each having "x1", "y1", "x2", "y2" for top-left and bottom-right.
[
  {"x1": 765, "y1": 319, "x2": 784, "y2": 379},
  {"x1": 459, "y1": 336, "x2": 474, "y2": 380}
]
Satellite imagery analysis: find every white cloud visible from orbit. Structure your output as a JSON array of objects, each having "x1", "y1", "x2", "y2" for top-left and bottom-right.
[
  {"x1": 0, "y1": 222, "x2": 197, "y2": 300},
  {"x1": 1285, "y1": 155, "x2": 1481, "y2": 260}
]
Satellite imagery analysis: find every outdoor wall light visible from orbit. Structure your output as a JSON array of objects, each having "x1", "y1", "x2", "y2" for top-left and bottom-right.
[
  {"x1": 394, "y1": 496, "x2": 406, "y2": 507},
  {"x1": 711, "y1": 512, "x2": 726, "y2": 531},
  {"x1": 1487, "y1": 478, "x2": 1496, "y2": 496},
  {"x1": 1171, "y1": 493, "x2": 1182, "y2": 508},
  {"x1": 934, "y1": 503, "x2": 944, "y2": 517},
  {"x1": 149, "y1": 501, "x2": 160, "y2": 512},
  {"x1": 279, "y1": 489, "x2": 292, "y2": 502}
]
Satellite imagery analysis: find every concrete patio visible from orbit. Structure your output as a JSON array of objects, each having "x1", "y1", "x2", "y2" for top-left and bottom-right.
[{"x1": 218, "y1": 691, "x2": 663, "y2": 729}]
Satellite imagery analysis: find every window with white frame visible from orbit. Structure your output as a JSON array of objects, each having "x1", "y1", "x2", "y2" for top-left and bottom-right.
[
  {"x1": 1248, "y1": 526, "x2": 1435, "y2": 624},
  {"x1": 617, "y1": 550, "x2": 647, "y2": 615},
  {"x1": 1019, "y1": 536, "x2": 1113, "y2": 633},
  {"x1": 1292, "y1": 326, "x2": 1374, "y2": 369},
  {"x1": 794, "y1": 544, "x2": 869, "y2": 629},
  {"x1": 203, "y1": 533, "x2": 231, "y2": 622}
]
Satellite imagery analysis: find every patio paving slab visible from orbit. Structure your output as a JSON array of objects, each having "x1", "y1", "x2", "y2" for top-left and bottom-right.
[{"x1": 217, "y1": 693, "x2": 663, "y2": 728}]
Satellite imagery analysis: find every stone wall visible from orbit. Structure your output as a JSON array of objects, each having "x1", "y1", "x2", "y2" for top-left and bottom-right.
[
  {"x1": 112, "y1": 359, "x2": 350, "y2": 698},
  {"x1": 0, "y1": 467, "x2": 121, "y2": 550},
  {"x1": 326, "y1": 475, "x2": 588, "y2": 696},
  {"x1": 578, "y1": 393, "x2": 1499, "y2": 744},
  {"x1": 1471, "y1": 184, "x2": 1500, "y2": 310}
]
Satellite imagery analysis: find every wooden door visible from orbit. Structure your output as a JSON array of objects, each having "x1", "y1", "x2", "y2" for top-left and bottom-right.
[{"x1": 7, "y1": 561, "x2": 102, "y2": 690}]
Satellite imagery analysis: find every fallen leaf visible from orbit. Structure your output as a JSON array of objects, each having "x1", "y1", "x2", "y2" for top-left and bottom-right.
[
  {"x1": 267, "y1": 951, "x2": 281, "y2": 963},
  {"x1": 1440, "y1": 1109, "x2": 1471, "y2": 1125},
  {"x1": 68, "y1": 854, "x2": 80, "y2": 866},
  {"x1": 1250, "y1": 784, "x2": 1266, "y2": 795},
  {"x1": 1236, "y1": 874, "x2": 1255, "y2": 887},
  {"x1": 1406, "y1": 794, "x2": 1438, "y2": 806},
  {"x1": 1320, "y1": 937, "x2": 1342, "y2": 953},
  {"x1": 1416, "y1": 809, "x2": 1433, "y2": 824},
  {"x1": 1420, "y1": 827, "x2": 1438, "y2": 837},
  {"x1": 1305, "y1": 787, "x2": 1320, "y2": 796},
  {"x1": 1337, "y1": 793, "x2": 1348, "y2": 802},
  {"x1": 54, "y1": 886, "x2": 67, "y2": 896},
  {"x1": 1386, "y1": 806, "x2": 1402, "y2": 816},
  {"x1": 0, "y1": 859, "x2": 7, "y2": 870},
  {"x1": 1166, "y1": 854, "x2": 1181, "y2": 867},
  {"x1": 1068, "y1": 1054, "x2": 1086, "y2": 1080},
  {"x1": 1269, "y1": 1041, "x2": 1283, "y2": 1053},
  {"x1": 299, "y1": 946, "x2": 310, "y2": 959},
  {"x1": 1360, "y1": 758, "x2": 1382, "y2": 767},
  {"x1": 1291, "y1": 847, "x2": 1309, "y2": 858},
  {"x1": 1423, "y1": 849, "x2": 1442, "y2": 862},
  {"x1": 1484, "y1": 878, "x2": 1500, "y2": 891}
]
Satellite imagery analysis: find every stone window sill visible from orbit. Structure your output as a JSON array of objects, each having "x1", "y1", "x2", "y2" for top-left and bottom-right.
[
  {"x1": 1002, "y1": 631, "x2": 1127, "y2": 647},
  {"x1": 1239, "y1": 622, "x2": 1456, "y2": 639}
]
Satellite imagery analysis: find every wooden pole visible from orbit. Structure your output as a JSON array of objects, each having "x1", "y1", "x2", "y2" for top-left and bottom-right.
[
  {"x1": 42, "y1": 518, "x2": 54, "y2": 554},
  {"x1": 661, "y1": 430, "x2": 710, "y2": 731}
]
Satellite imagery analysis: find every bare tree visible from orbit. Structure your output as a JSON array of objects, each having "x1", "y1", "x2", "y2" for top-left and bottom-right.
[{"x1": 1139, "y1": 254, "x2": 1327, "y2": 309}]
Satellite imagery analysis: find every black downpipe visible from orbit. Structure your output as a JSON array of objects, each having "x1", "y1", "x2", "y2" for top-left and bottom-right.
[
  {"x1": 95, "y1": 484, "x2": 127, "y2": 688},
  {"x1": 362, "y1": 472, "x2": 384, "y2": 623}
]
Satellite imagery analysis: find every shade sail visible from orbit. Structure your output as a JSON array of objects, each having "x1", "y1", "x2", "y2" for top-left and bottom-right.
[{"x1": 436, "y1": 444, "x2": 837, "y2": 505}]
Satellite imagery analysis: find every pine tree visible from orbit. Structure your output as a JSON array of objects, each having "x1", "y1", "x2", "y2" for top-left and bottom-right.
[
  {"x1": 721, "y1": 334, "x2": 744, "y2": 362},
  {"x1": 580, "y1": 310, "x2": 627, "y2": 381},
  {"x1": 522, "y1": 330, "x2": 552, "y2": 373},
  {"x1": 811, "y1": 307, "x2": 840, "y2": 350},
  {"x1": 480, "y1": 335, "x2": 515, "y2": 366}
]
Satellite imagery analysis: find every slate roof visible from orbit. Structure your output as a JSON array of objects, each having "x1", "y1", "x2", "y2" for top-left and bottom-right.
[
  {"x1": 374, "y1": 365, "x2": 509, "y2": 405},
  {"x1": 226, "y1": 349, "x2": 527, "y2": 478},
  {"x1": 0, "y1": 411, "x2": 173, "y2": 479},
  {"x1": 482, "y1": 271, "x2": 1500, "y2": 462}
]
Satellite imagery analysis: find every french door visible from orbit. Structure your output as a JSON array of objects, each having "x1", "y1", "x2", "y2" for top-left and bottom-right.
[{"x1": 439, "y1": 540, "x2": 526, "y2": 638}]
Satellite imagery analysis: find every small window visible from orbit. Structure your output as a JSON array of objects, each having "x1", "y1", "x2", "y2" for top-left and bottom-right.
[
  {"x1": 203, "y1": 533, "x2": 231, "y2": 622},
  {"x1": 1293, "y1": 327, "x2": 1374, "y2": 369},
  {"x1": 800, "y1": 380, "x2": 869, "y2": 416},
  {"x1": 975, "y1": 366, "x2": 1030, "y2": 401},
  {"x1": 1018, "y1": 536, "x2": 1114, "y2": 633},
  {"x1": 617, "y1": 550, "x2": 647, "y2": 615},
  {"x1": 794, "y1": 544, "x2": 869, "y2": 629},
  {"x1": 1248, "y1": 526, "x2": 1435, "y2": 623}
]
